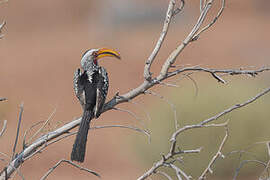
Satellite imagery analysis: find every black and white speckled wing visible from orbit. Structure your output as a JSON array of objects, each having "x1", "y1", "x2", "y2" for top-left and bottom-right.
[
  {"x1": 73, "y1": 68, "x2": 85, "y2": 110},
  {"x1": 94, "y1": 67, "x2": 109, "y2": 118}
]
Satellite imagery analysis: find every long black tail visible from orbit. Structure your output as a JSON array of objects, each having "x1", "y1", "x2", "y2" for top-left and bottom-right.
[{"x1": 71, "y1": 109, "x2": 93, "y2": 162}]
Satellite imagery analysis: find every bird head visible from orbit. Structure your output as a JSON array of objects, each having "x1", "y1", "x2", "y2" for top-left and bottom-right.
[{"x1": 81, "y1": 48, "x2": 121, "y2": 70}]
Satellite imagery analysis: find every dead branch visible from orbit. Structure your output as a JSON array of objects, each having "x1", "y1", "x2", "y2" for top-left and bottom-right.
[
  {"x1": 138, "y1": 85, "x2": 270, "y2": 180},
  {"x1": 260, "y1": 142, "x2": 270, "y2": 179},
  {"x1": 233, "y1": 160, "x2": 267, "y2": 180},
  {"x1": 0, "y1": 120, "x2": 7, "y2": 137},
  {"x1": 145, "y1": 90, "x2": 179, "y2": 129},
  {"x1": 113, "y1": 105, "x2": 147, "y2": 129},
  {"x1": 0, "y1": 21, "x2": 6, "y2": 39},
  {"x1": 0, "y1": 119, "x2": 150, "y2": 179},
  {"x1": 12, "y1": 103, "x2": 24, "y2": 160},
  {"x1": 26, "y1": 108, "x2": 57, "y2": 146},
  {"x1": 22, "y1": 121, "x2": 45, "y2": 149},
  {"x1": 166, "y1": 163, "x2": 191, "y2": 180},
  {"x1": 144, "y1": 0, "x2": 177, "y2": 81},
  {"x1": 40, "y1": 159, "x2": 100, "y2": 180},
  {"x1": 192, "y1": 0, "x2": 225, "y2": 41},
  {"x1": 91, "y1": 125, "x2": 151, "y2": 141},
  {"x1": 170, "y1": 86, "x2": 270, "y2": 143},
  {"x1": 198, "y1": 125, "x2": 229, "y2": 180}
]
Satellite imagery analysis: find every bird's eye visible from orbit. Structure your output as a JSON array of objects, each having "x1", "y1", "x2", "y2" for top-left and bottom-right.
[{"x1": 93, "y1": 52, "x2": 98, "y2": 57}]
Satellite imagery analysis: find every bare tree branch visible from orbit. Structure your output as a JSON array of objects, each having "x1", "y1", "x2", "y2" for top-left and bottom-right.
[
  {"x1": 0, "y1": 120, "x2": 7, "y2": 137},
  {"x1": 168, "y1": 86, "x2": 270, "y2": 146},
  {"x1": 40, "y1": 159, "x2": 100, "y2": 180},
  {"x1": 193, "y1": 0, "x2": 225, "y2": 41},
  {"x1": 199, "y1": 86, "x2": 270, "y2": 125},
  {"x1": 260, "y1": 142, "x2": 270, "y2": 179},
  {"x1": 211, "y1": 72, "x2": 226, "y2": 84},
  {"x1": 0, "y1": 21, "x2": 6, "y2": 39},
  {"x1": 128, "y1": 100, "x2": 152, "y2": 126},
  {"x1": 233, "y1": 160, "x2": 267, "y2": 180},
  {"x1": 144, "y1": 0, "x2": 177, "y2": 81},
  {"x1": 24, "y1": 108, "x2": 57, "y2": 147},
  {"x1": 22, "y1": 121, "x2": 45, "y2": 149},
  {"x1": 167, "y1": 66, "x2": 270, "y2": 79},
  {"x1": 0, "y1": 118, "x2": 151, "y2": 180},
  {"x1": 0, "y1": 158, "x2": 25, "y2": 180},
  {"x1": 198, "y1": 124, "x2": 229, "y2": 180},
  {"x1": 113, "y1": 107, "x2": 145, "y2": 125},
  {"x1": 174, "y1": 164, "x2": 191, "y2": 180},
  {"x1": 158, "y1": 0, "x2": 215, "y2": 78},
  {"x1": 12, "y1": 103, "x2": 24, "y2": 160},
  {"x1": 156, "y1": 171, "x2": 173, "y2": 180},
  {"x1": 145, "y1": 90, "x2": 179, "y2": 130},
  {"x1": 0, "y1": 118, "x2": 79, "y2": 180},
  {"x1": 200, "y1": 0, "x2": 205, "y2": 12},
  {"x1": 138, "y1": 91, "x2": 270, "y2": 180},
  {"x1": 91, "y1": 125, "x2": 151, "y2": 141},
  {"x1": 172, "y1": 0, "x2": 185, "y2": 17}
]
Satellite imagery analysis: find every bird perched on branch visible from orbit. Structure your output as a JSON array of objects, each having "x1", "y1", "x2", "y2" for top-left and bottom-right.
[{"x1": 71, "y1": 48, "x2": 120, "y2": 162}]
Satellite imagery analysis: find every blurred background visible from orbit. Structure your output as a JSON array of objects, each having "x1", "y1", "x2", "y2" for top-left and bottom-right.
[{"x1": 0, "y1": 0, "x2": 270, "y2": 179}]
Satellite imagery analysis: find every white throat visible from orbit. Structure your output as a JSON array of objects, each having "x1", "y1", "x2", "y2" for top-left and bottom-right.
[{"x1": 80, "y1": 49, "x2": 99, "y2": 71}]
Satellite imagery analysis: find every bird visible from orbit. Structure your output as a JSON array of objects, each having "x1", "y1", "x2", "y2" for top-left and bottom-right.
[{"x1": 71, "y1": 48, "x2": 120, "y2": 162}]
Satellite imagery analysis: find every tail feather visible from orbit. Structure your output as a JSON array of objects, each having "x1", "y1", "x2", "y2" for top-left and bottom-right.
[{"x1": 71, "y1": 110, "x2": 93, "y2": 162}]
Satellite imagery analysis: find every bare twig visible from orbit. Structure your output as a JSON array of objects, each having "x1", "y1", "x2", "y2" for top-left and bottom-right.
[
  {"x1": 26, "y1": 108, "x2": 57, "y2": 146},
  {"x1": 125, "y1": 100, "x2": 152, "y2": 128},
  {"x1": 144, "y1": 0, "x2": 176, "y2": 80},
  {"x1": 24, "y1": 132, "x2": 77, "y2": 161},
  {"x1": 258, "y1": 142, "x2": 270, "y2": 179},
  {"x1": 40, "y1": 159, "x2": 100, "y2": 180},
  {"x1": 128, "y1": 100, "x2": 152, "y2": 124},
  {"x1": 156, "y1": 171, "x2": 173, "y2": 180},
  {"x1": 200, "y1": 86, "x2": 270, "y2": 125},
  {"x1": 233, "y1": 160, "x2": 267, "y2": 180},
  {"x1": 12, "y1": 103, "x2": 24, "y2": 160},
  {"x1": 193, "y1": 0, "x2": 225, "y2": 41},
  {"x1": 0, "y1": 158, "x2": 25, "y2": 180},
  {"x1": 170, "y1": 86, "x2": 270, "y2": 143},
  {"x1": 0, "y1": 21, "x2": 6, "y2": 39},
  {"x1": 173, "y1": 0, "x2": 185, "y2": 17},
  {"x1": 200, "y1": 0, "x2": 205, "y2": 12},
  {"x1": 198, "y1": 125, "x2": 229, "y2": 180},
  {"x1": 0, "y1": 120, "x2": 7, "y2": 137},
  {"x1": 184, "y1": 73, "x2": 199, "y2": 98},
  {"x1": 145, "y1": 90, "x2": 179, "y2": 130},
  {"x1": 91, "y1": 125, "x2": 151, "y2": 142},
  {"x1": 167, "y1": 66, "x2": 270, "y2": 79},
  {"x1": 169, "y1": 163, "x2": 191, "y2": 180},
  {"x1": 159, "y1": 0, "x2": 214, "y2": 78},
  {"x1": 25, "y1": 123, "x2": 150, "y2": 161},
  {"x1": 113, "y1": 107, "x2": 147, "y2": 129},
  {"x1": 22, "y1": 121, "x2": 45, "y2": 149},
  {"x1": 157, "y1": 80, "x2": 179, "y2": 88},
  {"x1": 211, "y1": 72, "x2": 226, "y2": 84}
]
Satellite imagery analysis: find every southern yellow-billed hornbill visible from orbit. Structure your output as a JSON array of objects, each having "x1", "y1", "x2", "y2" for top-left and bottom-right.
[{"x1": 71, "y1": 48, "x2": 120, "y2": 162}]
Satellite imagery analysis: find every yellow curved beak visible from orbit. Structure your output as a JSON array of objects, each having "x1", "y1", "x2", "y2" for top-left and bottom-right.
[{"x1": 96, "y1": 48, "x2": 121, "y2": 60}]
